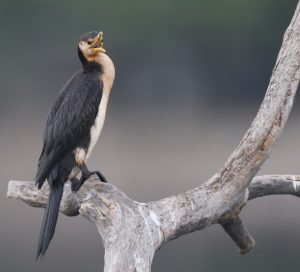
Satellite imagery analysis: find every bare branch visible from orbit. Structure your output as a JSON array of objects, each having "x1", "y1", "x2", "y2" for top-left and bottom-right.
[
  {"x1": 221, "y1": 217, "x2": 256, "y2": 255},
  {"x1": 7, "y1": 178, "x2": 159, "y2": 272},
  {"x1": 7, "y1": 174, "x2": 300, "y2": 261},
  {"x1": 248, "y1": 175, "x2": 300, "y2": 200},
  {"x1": 212, "y1": 0, "x2": 300, "y2": 193},
  {"x1": 6, "y1": 2, "x2": 300, "y2": 271},
  {"x1": 148, "y1": 1, "x2": 300, "y2": 247},
  {"x1": 7, "y1": 180, "x2": 79, "y2": 216}
]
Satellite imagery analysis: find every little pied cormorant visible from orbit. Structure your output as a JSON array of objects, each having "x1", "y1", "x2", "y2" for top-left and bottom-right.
[{"x1": 35, "y1": 31, "x2": 115, "y2": 259}]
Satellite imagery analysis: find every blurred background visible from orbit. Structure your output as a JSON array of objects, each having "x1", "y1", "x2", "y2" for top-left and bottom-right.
[{"x1": 1, "y1": 0, "x2": 300, "y2": 271}]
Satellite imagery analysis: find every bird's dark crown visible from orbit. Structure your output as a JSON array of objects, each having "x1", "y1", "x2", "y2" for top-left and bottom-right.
[
  {"x1": 79, "y1": 31, "x2": 99, "y2": 43},
  {"x1": 78, "y1": 31, "x2": 106, "y2": 72}
]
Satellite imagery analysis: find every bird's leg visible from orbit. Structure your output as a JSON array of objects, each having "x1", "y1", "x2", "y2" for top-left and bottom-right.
[
  {"x1": 80, "y1": 162, "x2": 108, "y2": 183},
  {"x1": 70, "y1": 177, "x2": 82, "y2": 192},
  {"x1": 71, "y1": 164, "x2": 107, "y2": 192}
]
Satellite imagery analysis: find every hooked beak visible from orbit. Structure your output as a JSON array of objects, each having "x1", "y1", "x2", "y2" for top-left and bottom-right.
[{"x1": 90, "y1": 31, "x2": 106, "y2": 53}]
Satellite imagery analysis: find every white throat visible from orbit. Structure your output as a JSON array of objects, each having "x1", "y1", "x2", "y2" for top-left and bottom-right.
[
  {"x1": 85, "y1": 53, "x2": 115, "y2": 160},
  {"x1": 96, "y1": 53, "x2": 115, "y2": 91}
]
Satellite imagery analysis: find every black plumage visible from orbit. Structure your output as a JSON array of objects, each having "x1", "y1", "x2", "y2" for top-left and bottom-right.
[
  {"x1": 35, "y1": 31, "x2": 111, "y2": 259},
  {"x1": 36, "y1": 71, "x2": 103, "y2": 189},
  {"x1": 36, "y1": 70, "x2": 103, "y2": 258}
]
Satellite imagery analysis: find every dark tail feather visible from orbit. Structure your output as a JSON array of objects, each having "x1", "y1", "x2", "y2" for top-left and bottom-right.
[
  {"x1": 36, "y1": 182, "x2": 64, "y2": 259},
  {"x1": 35, "y1": 151, "x2": 57, "y2": 189}
]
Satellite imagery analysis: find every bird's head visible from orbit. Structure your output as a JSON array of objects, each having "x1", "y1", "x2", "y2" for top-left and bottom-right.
[{"x1": 78, "y1": 31, "x2": 106, "y2": 68}]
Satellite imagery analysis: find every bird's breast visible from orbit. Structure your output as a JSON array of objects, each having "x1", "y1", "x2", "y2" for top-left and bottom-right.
[
  {"x1": 86, "y1": 89, "x2": 109, "y2": 160},
  {"x1": 85, "y1": 56, "x2": 115, "y2": 160}
]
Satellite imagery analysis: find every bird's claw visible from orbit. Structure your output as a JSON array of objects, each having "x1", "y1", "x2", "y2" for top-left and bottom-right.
[
  {"x1": 71, "y1": 180, "x2": 82, "y2": 192},
  {"x1": 93, "y1": 171, "x2": 108, "y2": 183}
]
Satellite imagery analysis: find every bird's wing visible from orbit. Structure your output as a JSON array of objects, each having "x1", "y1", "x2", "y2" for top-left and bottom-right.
[{"x1": 36, "y1": 72, "x2": 103, "y2": 188}]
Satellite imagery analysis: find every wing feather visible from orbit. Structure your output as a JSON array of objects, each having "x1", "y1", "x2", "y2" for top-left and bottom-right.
[{"x1": 36, "y1": 71, "x2": 102, "y2": 188}]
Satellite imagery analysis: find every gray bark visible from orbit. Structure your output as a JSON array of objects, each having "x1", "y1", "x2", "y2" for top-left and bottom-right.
[{"x1": 7, "y1": 2, "x2": 300, "y2": 271}]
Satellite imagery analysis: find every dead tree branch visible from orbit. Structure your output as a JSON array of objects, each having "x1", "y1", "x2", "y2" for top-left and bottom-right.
[{"x1": 7, "y1": 2, "x2": 300, "y2": 271}]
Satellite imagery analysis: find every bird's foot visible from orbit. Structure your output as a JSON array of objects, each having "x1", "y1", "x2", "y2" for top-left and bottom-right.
[
  {"x1": 71, "y1": 177, "x2": 83, "y2": 192},
  {"x1": 79, "y1": 162, "x2": 108, "y2": 184},
  {"x1": 81, "y1": 170, "x2": 107, "y2": 183},
  {"x1": 71, "y1": 160, "x2": 107, "y2": 193},
  {"x1": 91, "y1": 171, "x2": 107, "y2": 183}
]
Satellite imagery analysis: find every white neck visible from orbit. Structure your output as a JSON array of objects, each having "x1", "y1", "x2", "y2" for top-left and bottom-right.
[
  {"x1": 84, "y1": 53, "x2": 115, "y2": 161},
  {"x1": 95, "y1": 53, "x2": 115, "y2": 92}
]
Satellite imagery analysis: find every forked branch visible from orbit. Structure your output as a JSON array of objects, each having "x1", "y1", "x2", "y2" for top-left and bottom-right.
[{"x1": 7, "y1": 2, "x2": 300, "y2": 271}]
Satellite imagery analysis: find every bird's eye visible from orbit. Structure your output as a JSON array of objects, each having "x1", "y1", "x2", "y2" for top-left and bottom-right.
[{"x1": 87, "y1": 41, "x2": 92, "y2": 45}]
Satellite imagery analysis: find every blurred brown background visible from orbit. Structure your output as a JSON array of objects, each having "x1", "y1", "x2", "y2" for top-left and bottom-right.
[{"x1": 1, "y1": 0, "x2": 300, "y2": 271}]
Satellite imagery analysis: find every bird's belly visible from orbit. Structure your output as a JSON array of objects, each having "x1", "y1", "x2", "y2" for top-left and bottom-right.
[{"x1": 86, "y1": 92, "x2": 109, "y2": 160}]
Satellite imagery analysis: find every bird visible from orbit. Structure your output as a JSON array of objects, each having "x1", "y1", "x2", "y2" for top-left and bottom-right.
[{"x1": 35, "y1": 31, "x2": 115, "y2": 259}]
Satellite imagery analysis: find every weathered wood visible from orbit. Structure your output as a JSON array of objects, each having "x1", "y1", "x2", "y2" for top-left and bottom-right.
[
  {"x1": 221, "y1": 216, "x2": 255, "y2": 254},
  {"x1": 248, "y1": 175, "x2": 300, "y2": 200},
  {"x1": 6, "y1": 2, "x2": 300, "y2": 271},
  {"x1": 7, "y1": 173, "x2": 300, "y2": 270}
]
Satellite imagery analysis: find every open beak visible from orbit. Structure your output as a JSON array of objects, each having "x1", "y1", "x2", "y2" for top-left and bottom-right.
[{"x1": 90, "y1": 31, "x2": 106, "y2": 53}]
